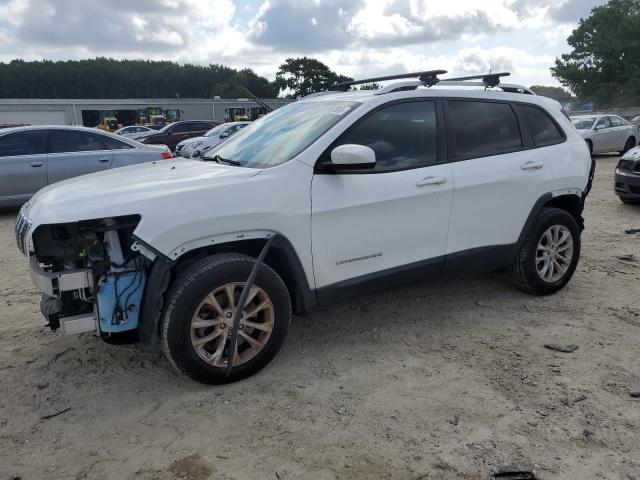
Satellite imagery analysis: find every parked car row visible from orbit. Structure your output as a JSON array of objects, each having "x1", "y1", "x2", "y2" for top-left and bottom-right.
[
  {"x1": 0, "y1": 126, "x2": 171, "y2": 208},
  {"x1": 175, "y1": 121, "x2": 250, "y2": 158}
]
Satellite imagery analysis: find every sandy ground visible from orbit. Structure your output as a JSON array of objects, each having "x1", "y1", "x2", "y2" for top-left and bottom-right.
[{"x1": 0, "y1": 155, "x2": 639, "y2": 480}]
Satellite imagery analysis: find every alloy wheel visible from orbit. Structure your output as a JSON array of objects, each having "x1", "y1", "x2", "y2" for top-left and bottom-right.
[
  {"x1": 535, "y1": 225, "x2": 573, "y2": 283},
  {"x1": 190, "y1": 282, "x2": 274, "y2": 367}
]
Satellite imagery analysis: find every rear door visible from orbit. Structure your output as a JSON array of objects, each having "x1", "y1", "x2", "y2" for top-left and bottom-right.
[
  {"x1": 46, "y1": 129, "x2": 114, "y2": 185},
  {"x1": 592, "y1": 116, "x2": 614, "y2": 153},
  {"x1": 444, "y1": 99, "x2": 552, "y2": 261},
  {"x1": 609, "y1": 116, "x2": 630, "y2": 150},
  {"x1": 0, "y1": 130, "x2": 48, "y2": 206}
]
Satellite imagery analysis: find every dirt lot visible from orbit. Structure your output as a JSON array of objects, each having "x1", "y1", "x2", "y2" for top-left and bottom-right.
[{"x1": 1, "y1": 155, "x2": 639, "y2": 480}]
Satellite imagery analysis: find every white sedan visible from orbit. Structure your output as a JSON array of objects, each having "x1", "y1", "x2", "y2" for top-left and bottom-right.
[
  {"x1": 571, "y1": 114, "x2": 638, "y2": 154},
  {"x1": 174, "y1": 121, "x2": 250, "y2": 158}
]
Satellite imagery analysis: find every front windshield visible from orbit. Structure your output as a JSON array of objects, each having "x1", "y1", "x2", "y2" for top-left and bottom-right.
[
  {"x1": 571, "y1": 117, "x2": 596, "y2": 130},
  {"x1": 204, "y1": 125, "x2": 226, "y2": 137},
  {"x1": 203, "y1": 101, "x2": 360, "y2": 168}
]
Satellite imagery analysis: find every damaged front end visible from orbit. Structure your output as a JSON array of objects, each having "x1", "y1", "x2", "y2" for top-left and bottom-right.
[{"x1": 21, "y1": 213, "x2": 150, "y2": 339}]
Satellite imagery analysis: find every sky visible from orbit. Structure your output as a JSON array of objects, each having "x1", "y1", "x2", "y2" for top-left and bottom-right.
[{"x1": 0, "y1": 0, "x2": 607, "y2": 87}]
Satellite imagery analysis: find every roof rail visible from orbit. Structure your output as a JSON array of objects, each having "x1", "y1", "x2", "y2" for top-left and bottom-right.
[{"x1": 329, "y1": 70, "x2": 448, "y2": 92}]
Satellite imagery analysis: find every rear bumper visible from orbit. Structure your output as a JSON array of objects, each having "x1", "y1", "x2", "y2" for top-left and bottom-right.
[{"x1": 615, "y1": 169, "x2": 640, "y2": 198}]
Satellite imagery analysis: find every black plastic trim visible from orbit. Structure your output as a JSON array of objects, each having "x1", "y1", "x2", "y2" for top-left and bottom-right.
[
  {"x1": 316, "y1": 256, "x2": 443, "y2": 308},
  {"x1": 138, "y1": 255, "x2": 173, "y2": 347}
]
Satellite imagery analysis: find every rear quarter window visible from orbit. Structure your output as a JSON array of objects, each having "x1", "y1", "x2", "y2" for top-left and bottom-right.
[{"x1": 514, "y1": 104, "x2": 566, "y2": 147}]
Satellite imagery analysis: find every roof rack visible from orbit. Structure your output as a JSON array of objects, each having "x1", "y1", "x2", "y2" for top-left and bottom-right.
[
  {"x1": 442, "y1": 72, "x2": 510, "y2": 88},
  {"x1": 308, "y1": 70, "x2": 534, "y2": 99},
  {"x1": 329, "y1": 70, "x2": 448, "y2": 92}
]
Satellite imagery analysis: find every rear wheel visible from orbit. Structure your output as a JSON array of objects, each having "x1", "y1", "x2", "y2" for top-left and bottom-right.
[
  {"x1": 510, "y1": 208, "x2": 581, "y2": 295},
  {"x1": 620, "y1": 137, "x2": 636, "y2": 154},
  {"x1": 162, "y1": 253, "x2": 291, "y2": 384}
]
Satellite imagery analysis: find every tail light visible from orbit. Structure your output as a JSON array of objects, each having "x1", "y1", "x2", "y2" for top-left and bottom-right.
[{"x1": 161, "y1": 152, "x2": 172, "y2": 160}]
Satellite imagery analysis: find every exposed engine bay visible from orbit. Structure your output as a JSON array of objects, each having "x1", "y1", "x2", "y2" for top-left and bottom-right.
[{"x1": 30, "y1": 215, "x2": 149, "y2": 337}]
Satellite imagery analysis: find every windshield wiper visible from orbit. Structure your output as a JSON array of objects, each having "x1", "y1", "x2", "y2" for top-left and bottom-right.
[{"x1": 206, "y1": 154, "x2": 242, "y2": 166}]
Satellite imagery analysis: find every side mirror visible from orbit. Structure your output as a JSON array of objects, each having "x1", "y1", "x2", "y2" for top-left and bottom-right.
[
  {"x1": 330, "y1": 144, "x2": 376, "y2": 170},
  {"x1": 595, "y1": 125, "x2": 606, "y2": 131},
  {"x1": 220, "y1": 131, "x2": 230, "y2": 139}
]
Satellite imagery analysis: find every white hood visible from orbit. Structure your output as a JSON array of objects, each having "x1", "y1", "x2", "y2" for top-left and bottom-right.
[{"x1": 26, "y1": 159, "x2": 262, "y2": 247}]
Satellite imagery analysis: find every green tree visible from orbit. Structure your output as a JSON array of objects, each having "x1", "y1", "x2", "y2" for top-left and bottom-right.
[
  {"x1": 552, "y1": 0, "x2": 640, "y2": 108},
  {"x1": 274, "y1": 57, "x2": 352, "y2": 98},
  {"x1": 0, "y1": 58, "x2": 278, "y2": 99},
  {"x1": 529, "y1": 85, "x2": 576, "y2": 104},
  {"x1": 359, "y1": 82, "x2": 381, "y2": 90}
]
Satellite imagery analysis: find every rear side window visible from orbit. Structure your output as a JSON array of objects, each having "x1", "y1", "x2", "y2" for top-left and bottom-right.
[
  {"x1": 49, "y1": 130, "x2": 107, "y2": 153},
  {"x1": 447, "y1": 100, "x2": 522, "y2": 160},
  {"x1": 331, "y1": 100, "x2": 438, "y2": 173},
  {"x1": 515, "y1": 104, "x2": 565, "y2": 147},
  {"x1": 171, "y1": 123, "x2": 190, "y2": 133},
  {"x1": 101, "y1": 135, "x2": 134, "y2": 150},
  {"x1": 0, "y1": 131, "x2": 47, "y2": 157},
  {"x1": 193, "y1": 122, "x2": 213, "y2": 131},
  {"x1": 610, "y1": 116, "x2": 624, "y2": 127}
]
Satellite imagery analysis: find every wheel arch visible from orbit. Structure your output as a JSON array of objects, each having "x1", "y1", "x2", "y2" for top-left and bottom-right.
[
  {"x1": 137, "y1": 232, "x2": 317, "y2": 347},
  {"x1": 172, "y1": 234, "x2": 317, "y2": 316},
  {"x1": 518, "y1": 192, "x2": 585, "y2": 248}
]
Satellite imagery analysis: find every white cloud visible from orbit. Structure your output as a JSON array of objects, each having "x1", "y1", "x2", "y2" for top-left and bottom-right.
[{"x1": 0, "y1": 0, "x2": 607, "y2": 87}]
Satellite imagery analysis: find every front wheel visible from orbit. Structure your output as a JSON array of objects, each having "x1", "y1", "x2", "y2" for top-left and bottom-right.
[
  {"x1": 510, "y1": 208, "x2": 581, "y2": 295},
  {"x1": 162, "y1": 253, "x2": 291, "y2": 384}
]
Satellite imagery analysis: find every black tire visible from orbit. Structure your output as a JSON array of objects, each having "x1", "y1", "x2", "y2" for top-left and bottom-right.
[
  {"x1": 162, "y1": 253, "x2": 291, "y2": 384},
  {"x1": 620, "y1": 137, "x2": 636, "y2": 155},
  {"x1": 510, "y1": 208, "x2": 581, "y2": 295}
]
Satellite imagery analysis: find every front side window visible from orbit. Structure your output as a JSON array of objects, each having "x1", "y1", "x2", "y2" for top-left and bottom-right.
[
  {"x1": 326, "y1": 100, "x2": 438, "y2": 173},
  {"x1": 170, "y1": 123, "x2": 190, "y2": 133},
  {"x1": 515, "y1": 104, "x2": 565, "y2": 147},
  {"x1": 0, "y1": 130, "x2": 47, "y2": 157},
  {"x1": 49, "y1": 130, "x2": 107, "y2": 153},
  {"x1": 595, "y1": 117, "x2": 612, "y2": 129},
  {"x1": 447, "y1": 100, "x2": 522, "y2": 160},
  {"x1": 204, "y1": 101, "x2": 360, "y2": 168}
]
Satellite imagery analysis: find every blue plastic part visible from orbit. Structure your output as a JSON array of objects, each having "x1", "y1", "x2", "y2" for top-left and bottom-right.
[{"x1": 97, "y1": 271, "x2": 146, "y2": 333}]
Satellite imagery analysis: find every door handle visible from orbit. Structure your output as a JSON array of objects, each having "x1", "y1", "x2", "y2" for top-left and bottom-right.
[
  {"x1": 416, "y1": 176, "x2": 447, "y2": 187},
  {"x1": 520, "y1": 161, "x2": 543, "y2": 170},
  {"x1": 98, "y1": 157, "x2": 110, "y2": 163},
  {"x1": 30, "y1": 162, "x2": 43, "y2": 167}
]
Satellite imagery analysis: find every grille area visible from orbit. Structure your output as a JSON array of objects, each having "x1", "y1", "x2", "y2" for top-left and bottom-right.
[{"x1": 14, "y1": 208, "x2": 32, "y2": 255}]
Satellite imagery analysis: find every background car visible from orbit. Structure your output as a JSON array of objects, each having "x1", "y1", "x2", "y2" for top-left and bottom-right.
[
  {"x1": 114, "y1": 125, "x2": 154, "y2": 138},
  {"x1": 137, "y1": 120, "x2": 221, "y2": 151},
  {"x1": 615, "y1": 146, "x2": 640, "y2": 204},
  {"x1": 0, "y1": 126, "x2": 171, "y2": 208},
  {"x1": 570, "y1": 114, "x2": 638, "y2": 154},
  {"x1": 175, "y1": 121, "x2": 250, "y2": 158}
]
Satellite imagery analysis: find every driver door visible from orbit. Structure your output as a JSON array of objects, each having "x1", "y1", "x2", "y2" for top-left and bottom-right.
[{"x1": 311, "y1": 100, "x2": 453, "y2": 301}]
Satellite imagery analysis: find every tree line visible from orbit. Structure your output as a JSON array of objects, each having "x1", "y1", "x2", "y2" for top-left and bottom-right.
[{"x1": 0, "y1": 58, "x2": 279, "y2": 99}]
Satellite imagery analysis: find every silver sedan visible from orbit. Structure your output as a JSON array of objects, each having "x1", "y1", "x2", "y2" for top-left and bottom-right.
[
  {"x1": 570, "y1": 114, "x2": 638, "y2": 155},
  {"x1": 0, "y1": 126, "x2": 171, "y2": 208}
]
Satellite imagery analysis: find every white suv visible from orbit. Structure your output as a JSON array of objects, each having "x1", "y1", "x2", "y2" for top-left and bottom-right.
[{"x1": 16, "y1": 71, "x2": 594, "y2": 384}]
